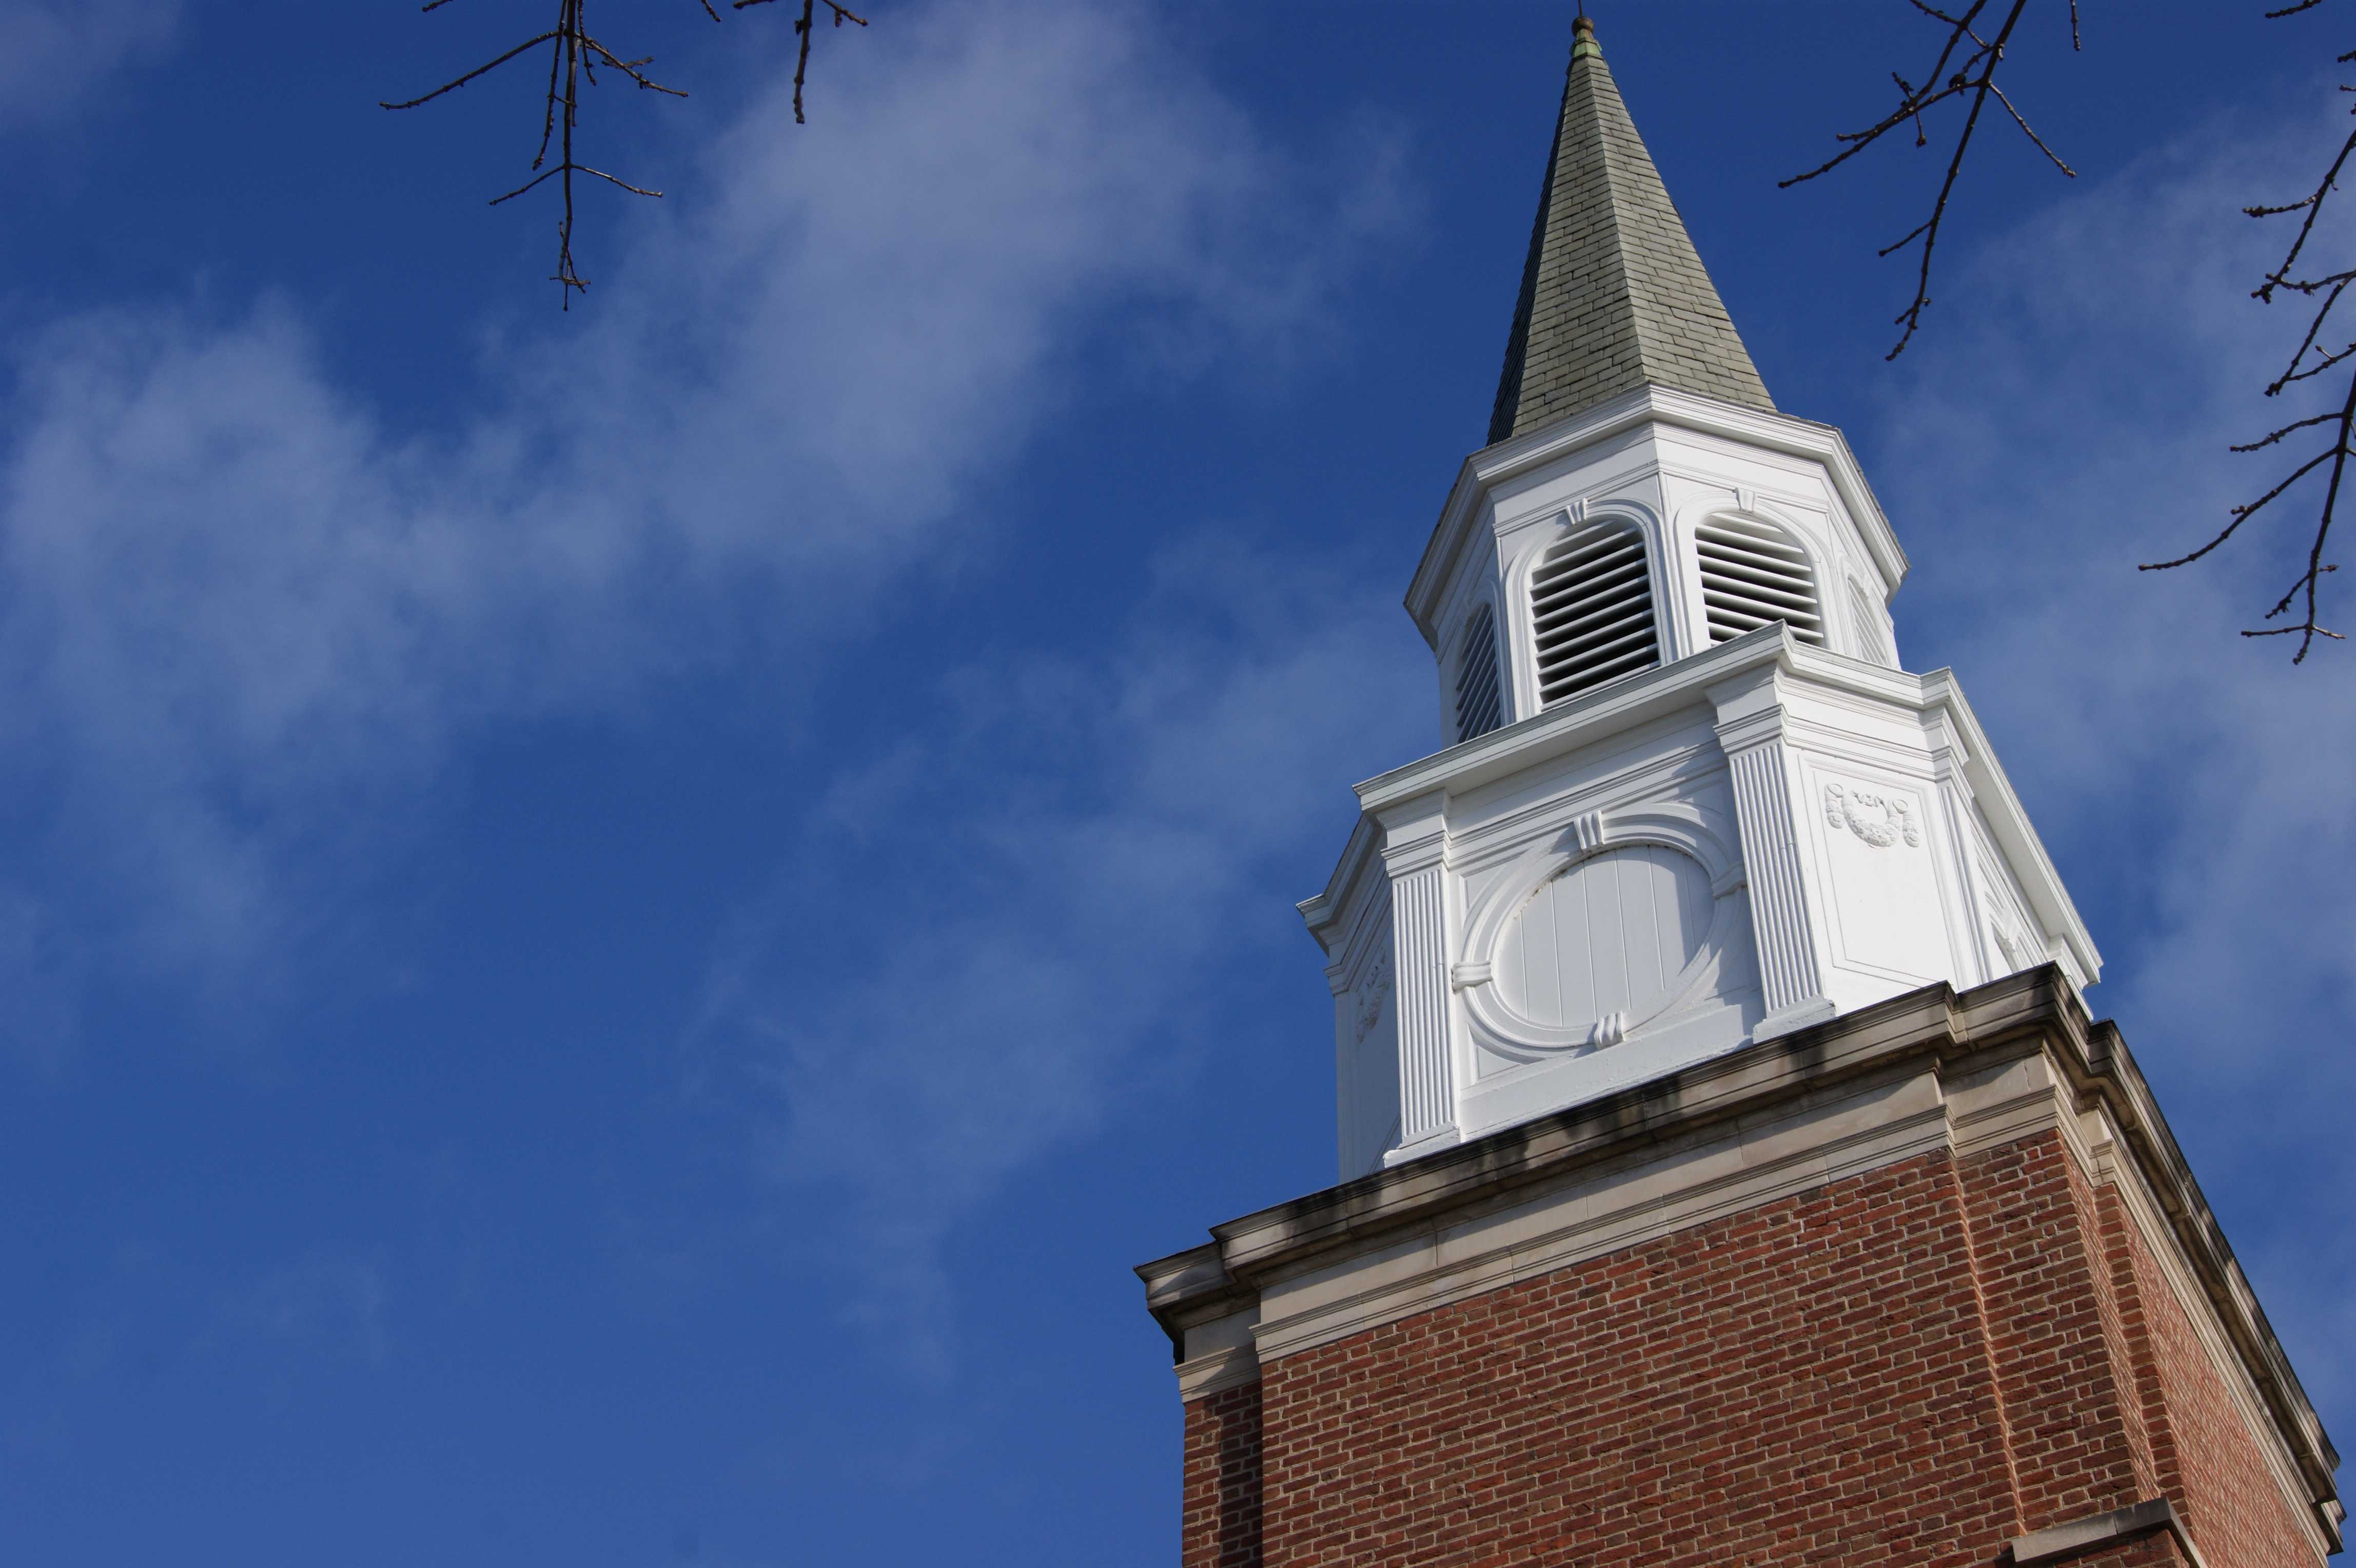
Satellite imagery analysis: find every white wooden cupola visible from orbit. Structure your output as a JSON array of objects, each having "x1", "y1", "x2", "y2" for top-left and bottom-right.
[
  {"x1": 1300, "y1": 16, "x2": 2095, "y2": 1179},
  {"x1": 1427, "y1": 442, "x2": 1907, "y2": 746}
]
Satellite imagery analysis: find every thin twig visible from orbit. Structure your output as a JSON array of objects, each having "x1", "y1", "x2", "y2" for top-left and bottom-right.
[
  {"x1": 2138, "y1": 0, "x2": 2356, "y2": 659},
  {"x1": 733, "y1": 0, "x2": 869, "y2": 124},
  {"x1": 1782, "y1": 1, "x2": 2069, "y2": 359},
  {"x1": 378, "y1": 31, "x2": 561, "y2": 110},
  {"x1": 2248, "y1": 125, "x2": 2356, "y2": 305},
  {"x1": 385, "y1": 0, "x2": 866, "y2": 304}
]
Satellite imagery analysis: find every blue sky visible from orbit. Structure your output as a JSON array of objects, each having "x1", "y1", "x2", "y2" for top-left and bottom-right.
[{"x1": 0, "y1": 2, "x2": 2348, "y2": 1563}]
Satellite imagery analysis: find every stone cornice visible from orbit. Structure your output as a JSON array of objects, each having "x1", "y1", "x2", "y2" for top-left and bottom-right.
[
  {"x1": 2004, "y1": 1498, "x2": 2207, "y2": 1568},
  {"x1": 1134, "y1": 966, "x2": 2340, "y2": 1549}
]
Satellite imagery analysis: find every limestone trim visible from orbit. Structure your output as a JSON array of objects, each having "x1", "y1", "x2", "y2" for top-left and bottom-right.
[
  {"x1": 2079, "y1": 1101, "x2": 2338, "y2": 1563},
  {"x1": 1173, "y1": 1304, "x2": 1263, "y2": 1401},
  {"x1": 1175, "y1": 1346, "x2": 1260, "y2": 1403},
  {"x1": 1249, "y1": 1066, "x2": 1953, "y2": 1363},
  {"x1": 1135, "y1": 967, "x2": 2340, "y2": 1552},
  {"x1": 2004, "y1": 1498, "x2": 2208, "y2": 1568},
  {"x1": 2069, "y1": 1023, "x2": 2342, "y2": 1534}
]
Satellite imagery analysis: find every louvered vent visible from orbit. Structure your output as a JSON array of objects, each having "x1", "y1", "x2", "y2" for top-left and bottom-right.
[
  {"x1": 1454, "y1": 604, "x2": 1504, "y2": 741},
  {"x1": 1696, "y1": 517, "x2": 1822, "y2": 645},
  {"x1": 1529, "y1": 523, "x2": 1660, "y2": 705}
]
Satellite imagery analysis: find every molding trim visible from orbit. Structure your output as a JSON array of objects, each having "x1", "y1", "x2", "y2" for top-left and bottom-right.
[
  {"x1": 1175, "y1": 1343, "x2": 1262, "y2": 1403},
  {"x1": 2077, "y1": 1103, "x2": 2336, "y2": 1562},
  {"x1": 1135, "y1": 967, "x2": 2341, "y2": 1554},
  {"x1": 1405, "y1": 386, "x2": 1909, "y2": 646},
  {"x1": 1250, "y1": 1068, "x2": 1953, "y2": 1364},
  {"x1": 2004, "y1": 1498, "x2": 2207, "y2": 1568},
  {"x1": 1335, "y1": 626, "x2": 2101, "y2": 991},
  {"x1": 1455, "y1": 800, "x2": 1747, "y2": 1059}
]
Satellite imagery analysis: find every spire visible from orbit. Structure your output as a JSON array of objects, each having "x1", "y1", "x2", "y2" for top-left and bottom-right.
[{"x1": 1487, "y1": 15, "x2": 1774, "y2": 445}]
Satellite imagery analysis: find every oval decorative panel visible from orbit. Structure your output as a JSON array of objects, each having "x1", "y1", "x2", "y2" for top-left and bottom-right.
[{"x1": 1493, "y1": 844, "x2": 1714, "y2": 1036}]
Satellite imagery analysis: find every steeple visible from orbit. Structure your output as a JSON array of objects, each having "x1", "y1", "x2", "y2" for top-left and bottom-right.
[
  {"x1": 1488, "y1": 15, "x2": 1774, "y2": 445},
  {"x1": 1140, "y1": 21, "x2": 2338, "y2": 1567}
]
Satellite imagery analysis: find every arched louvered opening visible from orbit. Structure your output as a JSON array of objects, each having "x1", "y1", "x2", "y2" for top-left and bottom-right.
[
  {"x1": 1529, "y1": 521, "x2": 1660, "y2": 706},
  {"x1": 1454, "y1": 603, "x2": 1504, "y2": 741},
  {"x1": 1696, "y1": 516, "x2": 1822, "y2": 645}
]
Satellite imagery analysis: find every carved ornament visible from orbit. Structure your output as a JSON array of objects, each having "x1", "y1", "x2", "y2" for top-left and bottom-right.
[{"x1": 1823, "y1": 782, "x2": 1919, "y2": 849}]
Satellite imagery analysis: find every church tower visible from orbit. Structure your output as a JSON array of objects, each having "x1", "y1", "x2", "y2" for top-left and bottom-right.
[{"x1": 1138, "y1": 18, "x2": 2341, "y2": 1568}]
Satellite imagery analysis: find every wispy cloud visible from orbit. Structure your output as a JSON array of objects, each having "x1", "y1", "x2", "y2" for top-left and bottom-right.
[
  {"x1": 219, "y1": 1250, "x2": 390, "y2": 1364},
  {"x1": 0, "y1": 0, "x2": 1403, "y2": 1047},
  {"x1": 0, "y1": 0, "x2": 180, "y2": 132},
  {"x1": 688, "y1": 93, "x2": 2356, "y2": 1386},
  {"x1": 690, "y1": 539, "x2": 1427, "y2": 1371},
  {"x1": 1871, "y1": 101, "x2": 2356, "y2": 1412}
]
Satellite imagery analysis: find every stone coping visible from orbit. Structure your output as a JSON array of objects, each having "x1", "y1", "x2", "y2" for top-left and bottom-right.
[
  {"x1": 1134, "y1": 966, "x2": 2340, "y2": 1537},
  {"x1": 2004, "y1": 1498, "x2": 2205, "y2": 1567}
]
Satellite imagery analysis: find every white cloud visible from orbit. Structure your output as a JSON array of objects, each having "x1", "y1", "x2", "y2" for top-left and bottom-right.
[
  {"x1": 0, "y1": 0, "x2": 179, "y2": 131},
  {"x1": 689, "y1": 539, "x2": 1427, "y2": 1370},
  {"x1": 0, "y1": 0, "x2": 1402, "y2": 1041},
  {"x1": 683, "y1": 94, "x2": 2356, "y2": 1386},
  {"x1": 1870, "y1": 102, "x2": 2356, "y2": 1412}
]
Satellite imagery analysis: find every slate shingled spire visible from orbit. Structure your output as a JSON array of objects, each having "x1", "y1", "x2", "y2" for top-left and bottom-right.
[{"x1": 1487, "y1": 16, "x2": 1774, "y2": 445}]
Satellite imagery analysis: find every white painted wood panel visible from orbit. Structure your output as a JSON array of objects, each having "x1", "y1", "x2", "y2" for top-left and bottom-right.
[{"x1": 1494, "y1": 846, "x2": 1711, "y2": 1031}]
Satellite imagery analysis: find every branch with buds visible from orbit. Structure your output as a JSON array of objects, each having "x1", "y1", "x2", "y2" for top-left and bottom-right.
[
  {"x1": 1781, "y1": 0, "x2": 2079, "y2": 362},
  {"x1": 1800, "y1": 1, "x2": 2355, "y2": 660},
  {"x1": 2141, "y1": 2, "x2": 2353, "y2": 662},
  {"x1": 384, "y1": 0, "x2": 868, "y2": 307}
]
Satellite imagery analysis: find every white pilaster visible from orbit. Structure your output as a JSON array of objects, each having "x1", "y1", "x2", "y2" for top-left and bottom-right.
[
  {"x1": 1378, "y1": 790, "x2": 1459, "y2": 1161},
  {"x1": 1711, "y1": 667, "x2": 1835, "y2": 1038}
]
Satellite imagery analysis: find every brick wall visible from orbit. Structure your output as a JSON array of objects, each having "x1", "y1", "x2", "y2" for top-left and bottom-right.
[
  {"x1": 1955, "y1": 1133, "x2": 2161, "y2": 1520},
  {"x1": 1177, "y1": 1131, "x2": 2318, "y2": 1567},
  {"x1": 2097, "y1": 1184, "x2": 2321, "y2": 1568},
  {"x1": 1183, "y1": 1379, "x2": 1263, "y2": 1568}
]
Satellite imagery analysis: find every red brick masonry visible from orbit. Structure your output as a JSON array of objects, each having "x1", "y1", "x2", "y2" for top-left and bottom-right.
[{"x1": 1182, "y1": 1131, "x2": 2311, "y2": 1568}]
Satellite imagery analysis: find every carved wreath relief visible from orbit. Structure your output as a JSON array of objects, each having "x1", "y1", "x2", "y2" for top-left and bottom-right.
[
  {"x1": 1823, "y1": 782, "x2": 1919, "y2": 849},
  {"x1": 1352, "y1": 947, "x2": 1392, "y2": 1043}
]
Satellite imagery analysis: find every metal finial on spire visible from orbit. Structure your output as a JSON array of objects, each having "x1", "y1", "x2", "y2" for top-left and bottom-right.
[{"x1": 1570, "y1": 14, "x2": 1602, "y2": 63}]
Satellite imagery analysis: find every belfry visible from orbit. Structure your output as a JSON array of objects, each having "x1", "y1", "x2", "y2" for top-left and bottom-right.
[{"x1": 1137, "y1": 18, "x2": 2341, "y2": 1568}]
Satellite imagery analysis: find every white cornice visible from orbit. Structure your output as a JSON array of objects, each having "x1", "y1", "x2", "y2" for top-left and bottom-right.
[
  {"x1": 1915, "y1": 665, "x2": 2101, "y2": 989},
  {"x1": 1346, "y1": 625, "x2": 2100, "y2": 987},
  {"x1": 1405, "y1": 385, "x2": 1910, "y2": 646},
  {"x1": 1296, "y1": 813, "x2": 1383, "y2": 950}
]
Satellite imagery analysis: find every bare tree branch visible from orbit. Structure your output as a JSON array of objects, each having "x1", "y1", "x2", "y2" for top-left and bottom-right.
[
  {"x1": 733, "y1": 0, "x2": 869, "y2": 125},
  {"x1": 1796, "y1": 3, "x2": 2354, "y2": 660},
  {"x1": 2139, "y1": 1, "x2": 2356, "y2": 662},
  {"x1": 385, "y1": 0, "x2": 867, "y2": 306},
  {"x1": 379, "y1": 31, "x2": 563, "y2": 111},
  {"x1": 1781, "y1": 0, "x2": 2075, "y2": 361}
]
